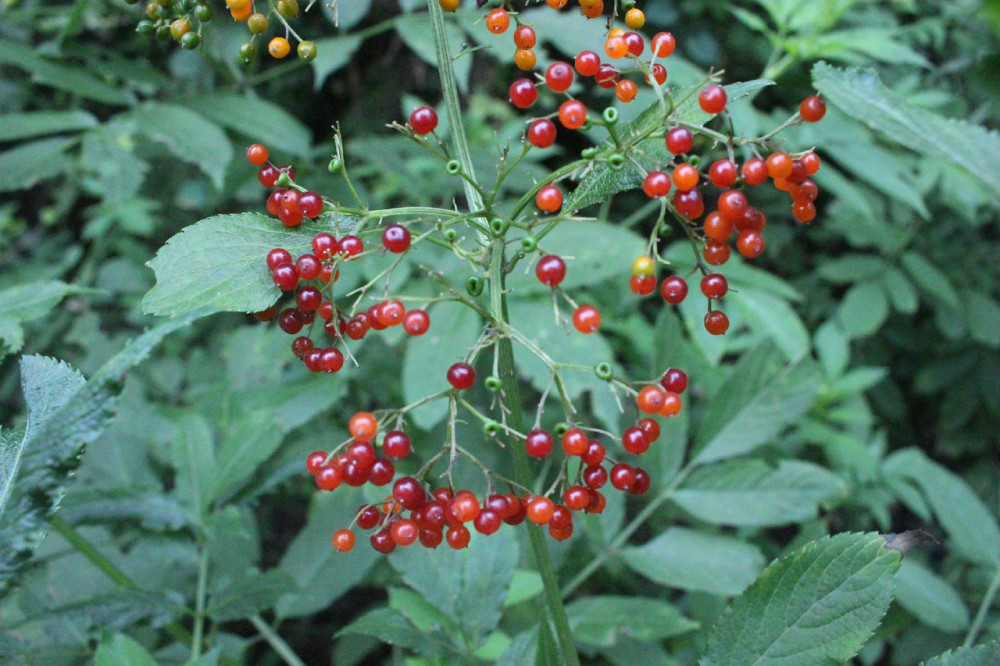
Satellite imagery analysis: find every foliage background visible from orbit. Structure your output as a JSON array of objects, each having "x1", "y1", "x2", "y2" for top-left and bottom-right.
[{"x1": 1, "y1": 0, "x2": 999, "y2": 664}]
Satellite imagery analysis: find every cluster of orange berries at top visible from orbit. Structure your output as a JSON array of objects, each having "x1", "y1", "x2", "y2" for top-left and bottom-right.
[
  {"x1": 313, "y1": 366, "x2": 689, "y2": 554},
  {"x1": 247, "y1": 144, "x2": 431, "y2": 372},
  {"x1": 224, "y1": 0, "x2": 317, "y2": 64}
]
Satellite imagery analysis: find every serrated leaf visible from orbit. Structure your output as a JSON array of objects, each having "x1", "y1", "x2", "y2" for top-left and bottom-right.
[
  {"x1": 672, "y1": 460, "x2": 846, "y2": 527},
  {"x1": 0, "y1": 280, "x2": 82, "y2": 328},
  {"x1": 693, "y1": 348, "x2": 821, "y2": 465},
  {"x1": 883, "y1": 449, "x2": 1000, "y2": 565},
  {"x1": 128, "y1": 102, "x2": 232, "y2": 190},
  {"x1": 389, "y1": 586, "x2": 454, "y2": 632},
  {"x1": 700, "y1": 533, "x2": 900, "y2": 666},
  {"x1": 143, "y1": 213, "x2": 359, "y2": 316},
  {"x1": 920, "y1": 642, "x2": 1000, "y2": 666},
  {"x1": 186, "y1": 93, "x2": 312, "y2": 157},
  {"x1": 170, "y1": 412, "x2": 216, "y2": 516},
  {"x1": 0, "y1": 316, "x2": 197, "y2": 593},
  {"x1": 389, "y1": 529, "x2": 518, "y2": 647},
  {"x1": 0, "y1": 110, "x2": 97, "y2": 141},
  {"x1": 621, "y1": 527, "x2": 765, "y2": 596},
  {"x1": 59, "y1": 488, "x2": 188, "y2": 531},
  {"x1": 566, "y1": 596, "x2": 698, "y2": 647},
  {"x1": 812, "y1": 63, "x2": 1000, "y2": 201},
  {"x1": 11, "y1": 589, "x2": 180, "y2": 635},
  {"x1": 94, "y1": 634, "x2": 158, "y2": 666},
  {"x1": 207, "y1": 569, "x2": 298, "y2": 621},
  {"x1": 563, "y1": 79, "x2": 774, "y2": 211},
  {"x1": 0, "y1": 136, "x2": 78, "y2": 193},
  {"x1": 895, "y1": 559, "x2": 969, "y2": 633},
  {"x1": 337, "y1": 607, "x2": 450, "y2": 655},
  {"x1": 276, "y1": 487, "x2": 379, "y2": 619}
]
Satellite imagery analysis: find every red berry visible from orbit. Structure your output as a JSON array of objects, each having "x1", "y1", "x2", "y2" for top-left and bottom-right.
[
  {"x1": 527, "y1": 118, "x2": 557, "y2": 148},
  {"x1": 370, "y1": 528, "x2": 396, "y2": 554},
  {"x1": 295, "y1": 254, "x2": 321, "y2": 280},
  {"x1": 741, "y1": 158, "x2": 768, "y2": 186},
  {"x1": 390, "y1": 519, "x2": 419, "y2": 546},
  {"x1": 703, "y1": 240, "x2": 731, "y2": 266},
  {"x1": 799, "y1": 95, "x2": 826, "y2": 122},
  {"x1": 376, "y1": 299, "x2": 405, "y2": 327},
  {"x1": 623, "y1": 31, "x2": 644, "y2": 56},
  {"x1": 699, "y1": 84, "x2": 727, "y2": 114},
  {"x1": 610, "y1": 463, "x2": 635, "y2": 491},
  {"x1": 382, "y1": 225, "x2": 412, "y2": 253},
  {"x1": 574, "y1": 50, "x2": 600, "y2": 76},
  {"x1": 622, "y1": 426, "x2": 650, "y2": 455},
  {"x1": 258, "y1": 164, "x2": 279, "y2": 187},
  {"x1": 642, "y1": 171, "x2": 671, "y2": 198},
  {"x1": 665, "y1": 127, "x2": 693, "y2": 154},
  {"x1": 536, "y1": 185, "x2": 563, "y2": 213},
  {"x1": 410, "y1": 106, "x2": 439, "y2": 135},
  {"x1": 278, "y1": 206, "x2": 303, "y2": 227},
  {"x1": 339, "y1": 235, "x2": 364, "y2": 259},
  {"x1": 535, "y1": 254, "x2": 566, "y2": 286},
  {"x1": 526, "y1": 496, "x2": 555, "y2": 525},
  {"x1": 332, "y1": 529, "x2": 355, "y2": 552},
  {"x1": 382, "y1": 431, "x2": 411, "y2": 459},
  {"x1": 272, "y1": 263, "x2": 299, "y2": 291},
  {"x1": 486, "y1": 7, "x2": 510, "y2": 33},
  {"x1": 737, "y1": 229, "x2": 766, "y2": 258},
  {"x1": 357, "y1": 505, "x2": 380, "y2": 529},
  {"x1": 306, "y1": 451, "x2": 327, "y2": 474},
  {"x1": 709, "y1": 159, "x2": 738, "y2": 188},
  {"x1": 660, "y1": 367, "x2": 688, "y2": 394},
  {"x1": 672, "y1": 163, "x2": 700, "y2": 191},
  {"x1": 630, "y1": 274, "x2": 656, "y2": 296},
  {"x1": 718, "y1": 189, "x2": 748, "y2": 222},
  {"x1": 315, "y1": 464, "x2": 342, "y2": 490},
  {"x1": 446, "y1": 525, "x2": 471, "y2": 549},
  {"x1": 296, "y1": 285, "x2": 322, "y2": 312},
  {"x1": 581, "y1": 440, "x2": 605, "y2": 466},
  {"x1": 704, "y1": 310, "x2": 730, "y2": 335},
  {"x1": 246, "y1": 143, "x2": 269, "y2": 165},
  {"x1": 447, "y1": 362, "x2": 475, "y2": 390},
  {"x1": 651, "y1": 32, "x2": 675, "y2": 57},
  {"x1": 583, "y1": 465, "x2": 607, "y2": 489},
  {"x1": 564, "y1": 486, "x2": 590, "y2": 511},
  {"x1": 267, "y1": 248, "x2": 292, "y2": 271},
  {"x1": 525, "y1": 429, "x2": 554, "y2": 458},
  {"x1": 312, "y1": 233, "x2": 338, "y2": 260},
  {"x1": 320, "y1": 347, "x2": 344, "y2": 373},
  {"x1": 392, "y1": 476, "x2": 426, "y2": 510},
  {"x1": 638, "y1": 418, "x2": 660, "y2": 442},
  {"x1": 631, "y1": 468, "x2": 651, "y2": 495},
  {"x1": 545, "y1": 61, "x2": 574, "y2": 93},
  {"x1": 303, "y1": 349, "x2": 323, "y2": 372},
  {"x1": 402, "y1": 309, "x2": 430, "y2": 336},
  {"x1": 298, "y1": 191, "x2": 323, "y2": 218},
  {"x1": 473, "y1": 509, "x2": 502, "y2": 535},
  {"x1": 266, "y1": 189, "x2": 284, "y2": 216},
  {"x1": 558, "y1": 99, "x2": 587, "y2": 129},
  {"x1": 701, "y1": 273, "x2": 728, "y2": 299},
  {"x1": 278, "y1": 308, "x2": 304, "y2": 334},
  {"x1": 595, "y1": 64, "x2": 619, "y2": 89},
  {"x1": 513, "y1": 25, "x2": 536, "y2": 49},
  {"x1": 673, "y1": 188, "x2": 705, "y2": 219},
  {"x1": 561, "y1": 428, "x2": 588, "y2": 456},
  {"x1": 509, "y1": 78, "x2": 538, "y2": 109},
  {"x1": 660, "y1": 276, "x2": 688, "y2": 304},
  {"x1": 572, "y1": 305, "x2": 601, "y2": 333},
  {"x1": 704, "y1": 211, "x2": 733, "y2": 241},
  {"x1": 368, "y1": 458, "x2": 395, "y2": 486},
  {"x1": 646, "y1": 63, "x2": 668, "y2": 86},
  {"x1": 450, "y1": 491, "x2": 481, "y2": 523},
  {"x1": 291, "y1": 336, "x2": 313, "y2": 358}
]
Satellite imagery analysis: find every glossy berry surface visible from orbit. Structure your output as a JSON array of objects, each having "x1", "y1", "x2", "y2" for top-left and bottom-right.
[
  {"x1": 535, "y1": 185, "x2": 563, "y2": 213},
  {"x1": 527, "y1": 119, "x2": 557, "y2": 148},
  {"x1": 509, "y1": 78, "x2": 538, "y2": 109},
  {"x1": 545, "y1": 62, "x2": 574, "y2": 93},
  {"x1": 382, "y1": 224, "x2": 411, "y2": 253},
  {"x1": 572, "y1": 305, "x2": 601, "y2": 333},
  {"x1": 409, "y1": 106, "x2": 438, "y2": 135},
  {"x1": 699, "y1": 84, "x2": 727, "y2": 114},
  {"x1": 447, "y1": 362, "x2": 476, "y2": 390},
  {"x1": 660, "y1": 276, "x2": 688, "y2": 304},
  {"x1": 535, "y1": 254, "x2": 567, "y2": 286}
]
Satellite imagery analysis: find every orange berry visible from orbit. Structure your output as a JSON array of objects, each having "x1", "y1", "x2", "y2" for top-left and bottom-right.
[
  {"x1": 349, "y1": 411, "x2": 378, "y2": 440},
  {"x1": 268, "y1": 36, "x2": 291, "y2": 58},
  {"x1": 605, "y1": 36, "x2": 627, "y2": 59},
  {"x1": 486, "y1": 8, "x2": 510, "y2": 34},
  {"x1": 615, "y1": 79, "x2": 638, "y2": 102},
  {"x1": 624, "y1": 8, "x2": 645, "y2": 29},
  {"x1": 636, "y1": 386, "x2": 666, "y2": 414},
  {"x1": 659, "y1": 391, "x2": 682, "y2": 417},
  {"x1": 527, "y1": 497, "x2": 555, "y2": 525},
  {"x1": 514, "y1": 48, "x2": 536, "y2": 70},
  {"x1": 672, "y1": 163, "x2": 700, "y2": 191},
  {"x1": 332, "y1": 529, "x2": 355, "y2": 552}
]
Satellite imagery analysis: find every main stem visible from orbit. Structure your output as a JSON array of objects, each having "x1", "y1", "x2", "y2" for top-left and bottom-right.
[{"x1": 490, "y1": 242, "x2": 580, "y2": 666}]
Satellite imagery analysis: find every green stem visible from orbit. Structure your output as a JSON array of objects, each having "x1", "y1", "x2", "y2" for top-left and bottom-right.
[
  {"x1": 250, "y1": 616, "x2": 309, "y2": 666},
  {"x1": 191, "y1": 546, "x2": 210, "y2": 657},
  {"x1": 490, "y1": 241, "x2": 580, "y2": 666},
  {"x1": 964, "y1": 563, "x2": 1000, "y2": 648}
]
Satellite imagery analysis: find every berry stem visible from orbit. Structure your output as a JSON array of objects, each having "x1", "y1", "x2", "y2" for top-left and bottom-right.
[
  {"x1": 249, "y1": 616, "x2": 309, "y2": 666},
  {"x1": 489, "y1": 239, "x2": 581, "y2": 666}
]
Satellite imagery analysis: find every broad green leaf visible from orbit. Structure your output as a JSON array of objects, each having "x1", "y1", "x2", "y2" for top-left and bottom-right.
[
  {"x1": 621, "y1": 527, "x2": 765, "y2": 596},
  {"x1": 94, "y1": 633, "x2": 158, "y2": 666},
  {"x1": 311, "y1": 36, "x2": 364, "y2": 91},
  {"x1": 59, "y1": 488, "x2": 188, "y2": 531},
  {"x1": 815, "y1": 320, "x2": 849, "y2": 377},
  {"x1": 0, "y1": 40, "x2": 133, "y2": 106},
  {"x1": 787, "y1": 29, "x2": 930, "y2": 67},
  {"x1": 207, "y1": 569, "x2": 298, "y2": 621},
  {"x1": 566, "y1": 596, "x2": 698, "y2": 647},
  {"x1": 0, "y1": 317, "x2": 196, "y2": 594},
  {"x1": 389, "y1": 586, "x2": 454, "y2": 632},
  {"x1": 186, "y1": 93, "x2": 312, "y2": 157},
  {"x1": 730, "y1": 286, "x2": 810, "y2": 362},
  {"x1": 701, "y1": 533, "x2": 900, "y2": 666},
  {"x1": 401, "y1": 300, "x2": 482, "y2": 429},
  {"x1": 0, "y1": 136, "x2": 78, "y2": 193},
  {"x1": 920, "y1": 642, "x2": 1000, "y2": 666},
  {"x1": 396, "y1": 13, "x2": 472, "y2": 93},
  {"x1": 826, "y1": 367, "x2": 888, "y2": 398},
  {"x1": 0, "y1": 280, "x2": 82, "y2": 328},
  {"x1": 9, "y1": 589, "x2": 180, "y2": 636},
  {"x1": 170, "y1": 412, "x2": 216, "y2": 516},
  {"x1": 80, "y1": 121, "x2": 147, "y2": 203},
  {"x1": 895, "y1": 559, "x2": 969, "y2": 633},
  {"x1": 504, "y1": 569, "x2": 543, "y2": 607},
  {"x1": 883, "y1": 449, "x2": 1000, "y2": 565},
  {"x1": 882, "y1": 267, "x2": 919, "y2": 314},
  {"x1": 0, "y1": 110, "x2": 97, "y2": 141},
  {"x1": 211, "y1": 410, "x2": 281, "y2": 504},
  {"x1": 812, "y1": 63, "x2": 1000, "y2": 200},
  {"x1": 672, "y1": 460, "x2": 846, "y2": 527},
  {"x1": 128, "y1": 102, "x2": 232, "y2": 190},
  {"x1": 389, "y1": 529, "x2": 518, "y2": 647},
  {"x1": 276, "y1": 487, "x2": 379, "y2": 618},
  {"x1": 963, "y1": 291, "x2": 1000, "y2": 347},
  {"x1": 693, "y1": 347, "x2": 821, "y2": 465},
  {"x1": 837, "y1": 281, "x2": 889, "y2": 338},
  {"x1": 900, "y1": 251, "x2": 960, "y2": 308},
  {"x1": 817, "y1": 254, "x2": 891, "y2": 284},
  {"x1": 143, "y1": 213, "x2": 356, "y2": 316},
  {"x1": 338, "y1": 607, "x2": 450, "y2": 656},
  {"x1": 563, "y1": 79, "x2": 774, "y2": 211}
]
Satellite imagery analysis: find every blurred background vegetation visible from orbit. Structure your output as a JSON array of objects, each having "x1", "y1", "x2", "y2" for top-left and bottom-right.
[{"x1": 1, "y1": 0, "x2": 999, "y2": 664}]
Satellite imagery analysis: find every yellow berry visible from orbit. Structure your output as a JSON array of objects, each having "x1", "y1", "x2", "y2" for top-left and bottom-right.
[
  {"x1": 632, "y1": 256, "x2": 655, "y2": 277},
  {"x1": 608, "y1": 27, "x2": 624, "y2": 38},
  {"x1": 268, "y1": 36, "x2": 291, "y2": 58},
  {"x1": 624, "y1": 8, "x2": 645, "y2": 29},
  {"x1": 439, "y1": 0, "x2": 459, "y2": 11}
]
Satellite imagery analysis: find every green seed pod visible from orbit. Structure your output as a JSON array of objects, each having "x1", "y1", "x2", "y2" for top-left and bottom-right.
[
  {"x1": 238, "y1": 42, "x2": 257, "y2": 64},
  {"x1": 465, "y1": 276, "x2": 484, "y2": 297},
  {"x1": 180, "y1": 31, "x2": 201, "y2": 49},
  {"x1": 136, "y1": 19, "x2": 156, "y2": 34},
  {"x1": 193, "y1": 3, "x2": 212, "y2": 20},
  {"x1": 608, "y1": 153, "x2": 626, "y2": 170},
  {"x1": 489, "y1": 218, "x2": 509, "y2": 237},
  {"x1": 581, "y1": 147, "x2": 597, "y2": 159},
  {"x1": 443, "y1": 228, "x2": 459, "y2": 242},
  {"x1": 594, "y1": 361, "x2": 613, "y2": 380},
  {"x1": 484, "y1": 421, "x2": 501, "y2": 437},
  {"x1": 297, "y1": 40, "x2": 317, "y2": 62},
  {"x1": 602, "y1": 106, "x2": 619, "y2": 125},
  {"x1": 327, "y1": 157, "x2": 343, "y2": 174},
  {"x1": 553, "y1": 422, "x2": 570, "y2": 437},
  {"x1": 445, "y1": 159, "x2": 461, "y2": 175},
  {"x1": 520, "y1": 236, "x2": 537, "y2": 252},
  {"x1": 688, "y1": 154, "x2": 702, "y2": 169},
  {"x1": 484, "y1": 375, "x2": 502, "y2": 392}
]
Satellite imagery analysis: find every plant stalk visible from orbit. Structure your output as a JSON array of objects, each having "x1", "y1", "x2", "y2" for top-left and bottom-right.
[{"x1": 964, "y1": 563, "x2": 1000, "y2": 648}]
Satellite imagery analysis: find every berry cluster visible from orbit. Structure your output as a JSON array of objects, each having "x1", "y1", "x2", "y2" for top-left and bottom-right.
[{"x1": 132, "y1": 0, "x2": 211, "y2": 49}]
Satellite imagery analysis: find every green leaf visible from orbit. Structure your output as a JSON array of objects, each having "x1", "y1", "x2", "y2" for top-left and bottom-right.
[
  {"x1": 788, "y1": 29, "x2": 930, "y2": 67},
  {"x1": 186, "y1": 93, "x2": 312, "y2": 157},
  {"x1": 812, "y1": 63, "x2": 1000, "y2": 201},
  {"x1": 563, "y1": 79, "x2": 774, "y2": 211},
  {"x1": 322, "y1": 0, "x2": 371, "y2": 28},
  {"x1": 276, "y1": 487, "x2": 379, "y2": 618},
  {"x1": 920, "y1": 642, "x2": 1000, "y2": 666},
  {"x1": 0, "y1": 136, "x2": 78, "y2": 193},
  {"x1": 700, "y1": 533, "x2": 900, "y2": 666},
  {"x1": 0, "y1": 40, "x2": 133, "y2": 106},
  {"x1": 566, "y1": 596, "x2": 698, "y2": 647},
  {"x1": 59, "y1": 488, "x2": 188, "y2": 531},
  {"x1": 817, "y1": 254, "x2": 891, "y2": 284},
  {"x1": 401, "y1": 300, "x2": 482, "y2": 429},
  {"x1": 815, "y1": 320, "x2": 849, "y2": 377},
  {"x1": 826, "y1": 366, "x2": 888, "y2": 398},
  {"x1": 882, "y1": 267, "x2": 919, "y2": 314},
  {"x1": 504, "y1": 569, "x2": 543, "y2": 607},
  {"x1": 207, "y1": 569, "x2": 298, "y2": 621},
  {"x1": 389, "y1": 529, "x2": 518, "y2": 647},
  {"x1": 143, "y1": 213, "x2": 356, "y2": 316},
  {"x1": 672, "y1": 460, "x2": 846, "y2": 527},
  {"x1": 837, "y1": 281, "x2": 889, "y2": 338},
  {"x1": 338, "y1": 607, "x2": 449, "y2": 655},
  {"x1": 169, "y1": 412, "x2": 217, "y2": 516},
  {"x1": 895, "y1": 559, "x2": 969, "y2": 633},
  {"x1": 900, "y1": 251, "x2": 960, "y2": 309},
  {"x1": 10, "y1": 589, "x2": 181, "y2": 636},
  {"x1": 128, "y1": 102, "x2": 232, "y2": 190},
  {"x1": 94, "y1": 633, "x2": 158, "y2": 666},
  {"x1": 883, "y1": 449, "x2": 1000, "y2": 565},
  {"x1": 0, "y1": 317, "x2": 197, "y2": 594},
  {"x1": 396, "y1": 13, "x2": 472, "y2": 93},
  {"x1": 963, "y1": 291, "x2": 1000, "y2": 347},
  {"x1": 621, "y1": 527, "x2": 765, "y2": 596},
  {"x1": 693, "y1": 347, "x2": 821, "y2": 465},
  {"x1": 730, "y1": 285, "x2": 810, "y2": 362},
  {"x1": 310, "y1": 36, "x2": 364, "y2": 91},
  {"x1": 0, "y1": 110, "x2": 97, "y2": 141}
]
